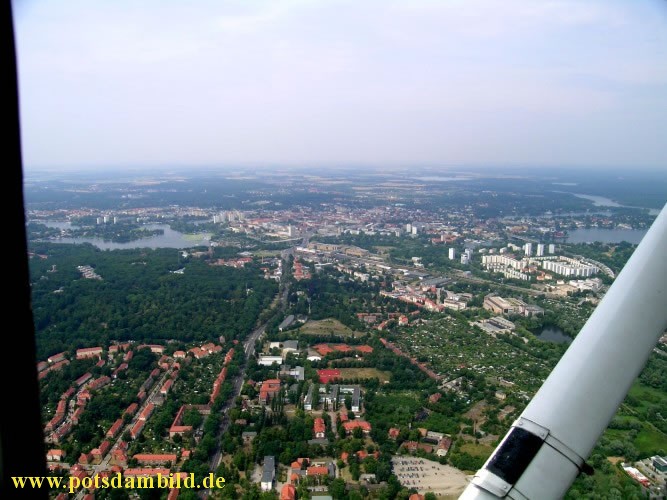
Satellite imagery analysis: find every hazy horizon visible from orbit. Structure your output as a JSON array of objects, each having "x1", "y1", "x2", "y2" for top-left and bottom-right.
[{"x1": 14, "y1": 0, "x2": 667, "y2": 170}]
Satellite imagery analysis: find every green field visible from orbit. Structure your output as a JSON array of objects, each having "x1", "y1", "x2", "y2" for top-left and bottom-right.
[
  {"x1": 459, "y1": 441, "x2": 494, "y2": 459},
  {"x1": 339, "y1": 367, "x2": 391, "y2": 383},
  {"x1": 298, "y1": 318, "x2": 365, "y2": 338},
  {"x1": 635, "y1": 427, "x2": 667, "y2": 456},
  {"x1": 628, "y1": 383, "x2": 667, "y2": 410}
]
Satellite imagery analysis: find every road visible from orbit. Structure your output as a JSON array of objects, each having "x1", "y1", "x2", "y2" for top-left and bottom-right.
[
  {"x1": 208, "y1": 284, "x2": 290, "y2": 470},
  {"x1": 201, "y1": 271, "x2": 291, "y2": 498}
]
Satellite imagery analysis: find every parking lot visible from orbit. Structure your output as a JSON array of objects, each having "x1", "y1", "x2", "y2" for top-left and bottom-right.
[{"x1": 392, "y1": 456, "x2": 470, "y2": 497}]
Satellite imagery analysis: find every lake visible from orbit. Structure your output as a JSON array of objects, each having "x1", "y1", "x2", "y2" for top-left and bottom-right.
[
  {"x1": 38, "y1": 222, "x2": 211, "y2": 250},
  {"x1": 567, "y1": 228, "x2": 647, "y2": 244},
  {"x1": 416, "y1": 176, "x2": 471, "y2": 182},
  {"x1": 536, "y1": 326, "x2": 572, "y2": 344},
  {"x1": 571, "y1": 193, "x2": 661, "y2": 216}
]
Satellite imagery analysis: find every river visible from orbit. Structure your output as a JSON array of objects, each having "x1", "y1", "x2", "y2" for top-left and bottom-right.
[
  {"x1": 570, "y1": 193, "x2": 661, "y2": 216},
  {"x1": 536, "y1": 326, "x2": 572, "y2": 344},
  {"x1": 37, "y1": 222, "x2": 211, "y2": 250}
]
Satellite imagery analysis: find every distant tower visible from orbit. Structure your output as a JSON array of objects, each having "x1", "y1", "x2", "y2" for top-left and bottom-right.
[
  {"x1": 548, "y1": 243, "x2": 556, "y2": 254},
  {"x1": 449, "y1": 248, "x2": 456, "y2": 260},
  {"x1": 113, "y1": 216, "x2": 118, "y2": 224},
  {"x1": 406, "y1": 223, "x2": 412, "y2": 233},
  {"x1": 103, "y1": 216, "x2": 109, "y2": 224},
  {"x1": 411, "y1": 226, "x2": 418, "y2": 235},
  {"x1": 96, "y1": 217, "x2": 102, "y2": 225},
  {"x1": 461, "y1": 254, "x2": 470, "y2": 265},
  {"x1": 524, "y1": 243, "x2": 533, "y2": 257},
  {"x1": 288, "y1": 225, "x2": 294, "y2": 237},
  {"x1": 213, "y1": 215, "x2": 219, "y2": 224},
  {"x1": 536, "y1": 244, "x2": 545, "y2": 257}
]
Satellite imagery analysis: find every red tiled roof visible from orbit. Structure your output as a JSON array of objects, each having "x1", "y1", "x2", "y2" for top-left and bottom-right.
[
  {"x1": 306, "y1": 466, "x2": 329, "y2": 476},
  {"x1": 160, "y1": 379, "x2": 173, "y2": 394},
  {"x1": 313, "y1": 417, "x2": 326, "y2": 434},
  {"x1": 130, "y1": 420, "x2": 145, "y2": 439},
  {"x1": 281, "y1": 484, "x2": 297, "y2": 500},
  {"x1": 343, "y1": 420, "x2": 372, "y2": 433},
  {"x1": 124, "y1": 403, "x2": 138, "y2": 416},
  {"x1": 76, "y1": 347, "x2": 103, "y2": 356},
  {"x1": 75, "y1": 373, "x2": 93, "y2": 386},
  {"x1": 139, "y1": 403, "x2": 155, "y2": 420}
]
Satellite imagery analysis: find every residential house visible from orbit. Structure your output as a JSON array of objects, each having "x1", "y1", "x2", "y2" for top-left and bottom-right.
[
  {"x1": 261, "y1": 456, "x2": 275, "y2": 491},
  {"x1": 313, "y1": 418, "x2": 326, "y2": 439},
  {"x1": 259, "y1": 379, "x2": 281, "y2": 405},
  {"x1": 343, "y1": 420, "x2": 371, "y2": 435},
  {"x1": 76, "y1": 347, "x2": 103, "y2": 360}
]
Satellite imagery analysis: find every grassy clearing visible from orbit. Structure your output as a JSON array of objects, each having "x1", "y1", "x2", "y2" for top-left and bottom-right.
[
  {"x1": 459, "y1": 441, "x2": 494, "y2": 459},
  {"x1": 635, "y1": 427, "x2": 667, "y2": 456},
  {"x1": 298, "y1": 318, "x2": 365, "y2": 338},
  {"x1": 339, "y1": 367, "x2": 391, "y2": 383},
  {"x1": 628, "y1": 383, "x2": 667, "y2": 409}
]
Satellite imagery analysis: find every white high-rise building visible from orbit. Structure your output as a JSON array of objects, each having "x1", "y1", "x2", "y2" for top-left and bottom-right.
[
  {"x1": 548, "y1": 244, "x2": 556, "y2": 254},
  {"x1": 103, "y1": 216, "x2": 109, "y2": 224},
  {"x1": 411, "y1": 226, "x2": 418, "y2": 235},
  {"x1": 461, "y1": 254, "x2": 470, "y2": 265},
  {"x1": 524, "y1": 243, "x2": 533, "y2": 257},
  {"x1": 542, "y1": 259, "x2": 599, "y2": 277},
  {"x1": 448, "y1": 248, "x2": 456, "y2": 260},
  {"x1": 406, "y1": 223, "x2": 412, "y2": 233},
  {"x1": 536, "y1": 244, "x2": 545, "y2": 257},
  {"x1": 96, "y1": 217, "x2": 102, "y2": 225},
  {"x1": 113, "y1": 216, "x2": 118, "y2": 224}
]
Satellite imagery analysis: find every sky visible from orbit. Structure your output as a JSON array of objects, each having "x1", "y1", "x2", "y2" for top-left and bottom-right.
[{"x1": 13, "y1": 0, "x2": 667, "y2": 170}]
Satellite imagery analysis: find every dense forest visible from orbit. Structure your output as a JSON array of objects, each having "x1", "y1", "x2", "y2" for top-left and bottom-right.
[{"x1": 28, "y1": 243, "x2": 278, "y2": 359}]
